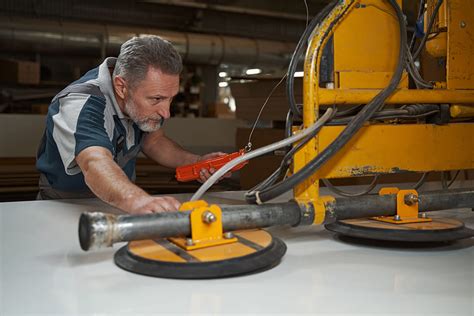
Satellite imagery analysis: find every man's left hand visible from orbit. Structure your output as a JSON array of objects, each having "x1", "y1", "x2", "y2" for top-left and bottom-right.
[{"x1": 196, "y1": 152, "x2": 232, "y2": 183}]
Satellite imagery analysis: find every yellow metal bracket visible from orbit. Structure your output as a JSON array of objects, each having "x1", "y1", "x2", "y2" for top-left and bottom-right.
[
  {"x1": 169, "y1": 200, "x2": 238, "y2": 250},
  {"x1": 372, "y1": 188, "x2": 432, "y2": 224}
]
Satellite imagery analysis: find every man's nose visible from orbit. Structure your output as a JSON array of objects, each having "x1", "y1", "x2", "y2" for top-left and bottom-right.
[{"x1": 157, "y1": 104, "x2": 171, "y2": 119}]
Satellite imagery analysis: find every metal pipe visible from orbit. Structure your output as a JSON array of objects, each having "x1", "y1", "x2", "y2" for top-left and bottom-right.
[
  {"x1": 79, "y1": 189, "x2": 474, "y2": 251},
  {"x1": 327, "y1": 188, "x2": 474, "y2": 221},
  {"x1": 79, "y1": 202, "x2": 301, "y2": 251},
  {"x1": 0, "y1": 16, "x2": 294, "y2": 67},
  {"x1": 317, "y1": 89, "x2": 474, "y2": 105}
]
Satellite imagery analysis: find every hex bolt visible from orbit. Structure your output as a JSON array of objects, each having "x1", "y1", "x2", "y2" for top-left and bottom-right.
[
  {"x1": 460, "y1": 21, "x2": 466, "y2": 28},
  {"x1": 404, "y1": 193, "x2": 419, "y2": 206},
  {"x1": 419, "y1": 212, "x2": 427, "y2": 219},
  {"x1": 186, "y1": 238, "x2": 194, "y2": 246},
  {"x1": 223, "y1": 232, "x2": 234, "y2": 239},
  {"x1": 202, "y1": 211, "x2": 217, "y2": 224},
  {"x1": 394, "y1": 214, "x2": 401, "y2": 221}
]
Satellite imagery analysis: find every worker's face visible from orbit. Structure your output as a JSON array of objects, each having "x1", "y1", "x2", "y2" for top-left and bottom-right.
[{"x1": 124, "y1": 67, "x2": 179, "y2": 132}]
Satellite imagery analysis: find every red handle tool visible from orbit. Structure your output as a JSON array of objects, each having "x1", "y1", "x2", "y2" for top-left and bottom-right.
[{"x1": 175, "y1": 150, "x2": 248, "y2": 182}]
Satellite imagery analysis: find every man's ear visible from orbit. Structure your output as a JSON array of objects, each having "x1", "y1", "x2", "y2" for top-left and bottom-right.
[{"x1": 113, "y1": 76, "x2": 128, "y2": 99}]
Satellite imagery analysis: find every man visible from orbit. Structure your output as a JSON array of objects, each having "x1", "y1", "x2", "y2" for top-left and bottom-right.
[{"x1": 36, "y1": 35, "x2": 228, "y2": 214}]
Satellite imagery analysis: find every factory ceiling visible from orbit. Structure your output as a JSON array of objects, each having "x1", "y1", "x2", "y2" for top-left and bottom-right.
[{"x1": 0, "y1": 0, "x2": 332, "y2": 42}]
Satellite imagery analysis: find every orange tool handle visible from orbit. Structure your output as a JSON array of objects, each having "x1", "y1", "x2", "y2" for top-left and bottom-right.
[{"x1": 175, "y1": 150, "x2": 248, "y2": 182}]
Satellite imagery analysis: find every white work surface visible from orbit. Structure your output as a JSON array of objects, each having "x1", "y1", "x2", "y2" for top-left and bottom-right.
[{"x1": 1, "y1": 190, "x2": 473, "y2": 316}]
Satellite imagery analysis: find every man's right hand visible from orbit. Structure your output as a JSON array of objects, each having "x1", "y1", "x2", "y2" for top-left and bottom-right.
[
  {"x1": 77, "y1": 146, "x2": 182, "y2": 215},
  {"x1": 128, "y1": 196, "x2": 181, "y2": 214}
]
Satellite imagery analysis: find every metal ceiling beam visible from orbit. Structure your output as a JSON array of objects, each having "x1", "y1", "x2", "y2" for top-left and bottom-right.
[{"x1": 139, "y1": 0, "x2": 308, "y2": 21}]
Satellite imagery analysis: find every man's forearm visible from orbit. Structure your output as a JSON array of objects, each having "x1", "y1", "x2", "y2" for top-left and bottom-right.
[
  {"x1": 143, "y1": 133, "x2": 199, "y2": 168},
  {"x1": 82, "y1": 155, "x2": 149, "y2": 212}
]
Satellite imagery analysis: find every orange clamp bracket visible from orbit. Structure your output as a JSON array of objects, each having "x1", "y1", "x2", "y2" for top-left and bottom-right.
[
  {"x1": 169, "y1": 200, "x2": 238, "y2": 250},
  {"x1": 175, "y1": 150, "x2": 248, "y2": 182},
  {"x1": 372, "y1": 187, "x2": 432, "y2": 224}
]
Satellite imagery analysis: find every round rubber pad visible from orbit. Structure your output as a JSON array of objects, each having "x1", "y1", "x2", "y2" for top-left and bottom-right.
[
  {"x1": 114, "y1": 229, "x2": 287, "y2": 279},
  {"x1": 325, "y1": 217, "x2": 474, "y2": 242}
]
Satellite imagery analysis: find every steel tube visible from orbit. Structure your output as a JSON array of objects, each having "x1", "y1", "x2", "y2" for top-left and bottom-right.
[
  {"x1": 79, "y1": 189, "x2": 474, "y2": 250},
  {"x1": 79, "y1": 202, "x2": 301, "y2": 251},
  {"x1": 327, "y1": 188, "x2": 474, "y2": 221}
]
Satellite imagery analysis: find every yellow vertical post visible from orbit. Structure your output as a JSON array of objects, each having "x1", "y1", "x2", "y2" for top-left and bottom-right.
[{"x1": 293, "y1": 1, "x2": 356, "y2": 224}]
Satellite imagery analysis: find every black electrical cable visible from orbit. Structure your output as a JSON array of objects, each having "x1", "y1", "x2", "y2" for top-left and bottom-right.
[
  {"x1": 286, "y1": 0, "x2": 339, "y2": 118},
  {"x1": 413, "y1": 172, "x2": 429, "y2": 190},
  {"x1": 322, "y1": 176, "x2": 379, "y2": 197},
  {"x1": 448, "y1": 170, "x2": 461, "y2": 187},
  {"x1": 412, "y1": 0, "x2": 443, "y2": 60},
  {"x1": 248, "y1": 108, "x2": 336, "y2": 194},
  {"x1": 333, "y1": 105, "x2": 363, "y2": 117},
  {"x1": 441, "y1": 171, "x2": 449, "y2": 189},
  {"x1": 406, "y1": 45, "x2": 433, "y2": 89},
  {"x1": 285, "y1": 109, "x2": 294, "y2": 138},
  {"x1": 409, "y1": 0, "x2": 427, "y2": 51},
  {"x1": 246, "y1": 0, "x2": 407, "y2": 204},
  {"x1": 328, "y1": 109, "x2": 440, "y2": 125},
  {"x1": 441, "y1": 170, "x2": 461, "y2": 189}
]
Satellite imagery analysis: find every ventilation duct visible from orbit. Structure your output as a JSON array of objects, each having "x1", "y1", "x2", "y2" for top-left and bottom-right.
[{"x1": 0, "y1": 17, "x2": 295, "y2": 68}]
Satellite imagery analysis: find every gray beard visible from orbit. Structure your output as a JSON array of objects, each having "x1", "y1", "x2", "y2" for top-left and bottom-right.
[{"x1": 124, "y1": 98, "x2": 163, "y2": 132}]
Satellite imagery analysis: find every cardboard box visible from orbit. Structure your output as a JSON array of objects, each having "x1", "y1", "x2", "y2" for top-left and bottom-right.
[
  {"x1": 208, "y1": 102, "x2": 236, "y2": 119},
  {"x1": 231, "y1": 79, "x2": 302, "y2": 121},
  {"x1": 0, "y1": 59, "x2": 40, "y2": 85},
  {"x1": 31, "y1": 104, "x2": 49, "y2": 115}
]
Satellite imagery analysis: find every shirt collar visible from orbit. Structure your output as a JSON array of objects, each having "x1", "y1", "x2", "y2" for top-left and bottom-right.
[{"x1": 98, "y1": 57, "x2": 126, "y2": 119}]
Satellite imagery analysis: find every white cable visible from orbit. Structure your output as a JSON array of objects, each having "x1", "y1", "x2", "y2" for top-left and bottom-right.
[
  {"x1": 246, "y1": 74, "x2": 287, "y2": 150},
  {"x1": 190, "y1": 108, "x2": 334, "y2": 201},
  {"x1": 303, "y1": 0, "x2": 309, "y2": 26}
]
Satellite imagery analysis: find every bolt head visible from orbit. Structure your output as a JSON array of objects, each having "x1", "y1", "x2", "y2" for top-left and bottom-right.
[
  {"x1": 419, "y1": 212, "x2": 427, "y2": 219},
  {"x1": 223, "y1": 232, "x2": 234, "y2": 239},
  {"x1": 186, "y1": 238, "x2": 194, "y2": 246},
  {"x1": 460, "y1": 21, "x2": 467, "y2": 28},
  {"x1": 325, "y1": 82, "x2": 335, "y2": 89},
  {"x1": 202, "y1": 211, "x2": 217, "y2": 224},
  {"x1": 394, "y1": 214, "x2": 401, "y2": 221},
  {"x1": 404, "y1": 193, "x2": 419, "y2": 206}
]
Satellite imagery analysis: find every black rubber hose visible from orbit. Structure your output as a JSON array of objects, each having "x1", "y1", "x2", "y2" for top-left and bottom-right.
[
  {"x1": 285, "y1": 109, "x2": 294, "y2": 138},
  {"x1": 327, "y1": 107, "x2": 440, "y2": 125},
  {"x1": 248, "y1": 108, "x2": 336, "y2": 194},
  {"x1": 286, "y1": 0, "x2": 339, "y2": 118},
  {"x1": 246, "y1": 0, "x2": 407, "y2": 204},
  {"x1": 322, "y1": 176, "x2": 379, "y2": 197},
  {"x1": 409, "y1": 0, "x2": 427, "y2": 51},
  {"x1": 412, "y1": 0, "x2": 443, "y2": 60}
]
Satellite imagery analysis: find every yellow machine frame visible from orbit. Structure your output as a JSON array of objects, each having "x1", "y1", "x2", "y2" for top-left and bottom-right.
[{"x1": 294, "y1": 0, "x2": 474, "y2": 225}]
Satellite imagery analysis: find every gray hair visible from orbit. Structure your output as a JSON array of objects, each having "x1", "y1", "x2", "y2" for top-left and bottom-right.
[{"x1": 113, "y1": 35, "x2": 182, "y2": 88}]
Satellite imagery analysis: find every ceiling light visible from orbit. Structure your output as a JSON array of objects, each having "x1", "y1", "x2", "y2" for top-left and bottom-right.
[{"x1": 245, "y1": 68, "x2": 262, "y2": 75}]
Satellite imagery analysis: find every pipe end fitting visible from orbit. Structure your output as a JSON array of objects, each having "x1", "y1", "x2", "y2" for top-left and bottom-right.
[{"x1": 78, "y1": 212, "x2": 116, "y2": 251}]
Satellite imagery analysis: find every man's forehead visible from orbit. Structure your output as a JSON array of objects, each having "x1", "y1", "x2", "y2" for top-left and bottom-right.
[{"x1": 137, "y1": 67, "x2": 180, "y2": 95}]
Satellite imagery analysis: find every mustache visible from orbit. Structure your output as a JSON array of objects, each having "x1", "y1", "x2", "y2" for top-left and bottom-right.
[{"x1": 141, "y1": 116, "x2": 164, "y2": 125}]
